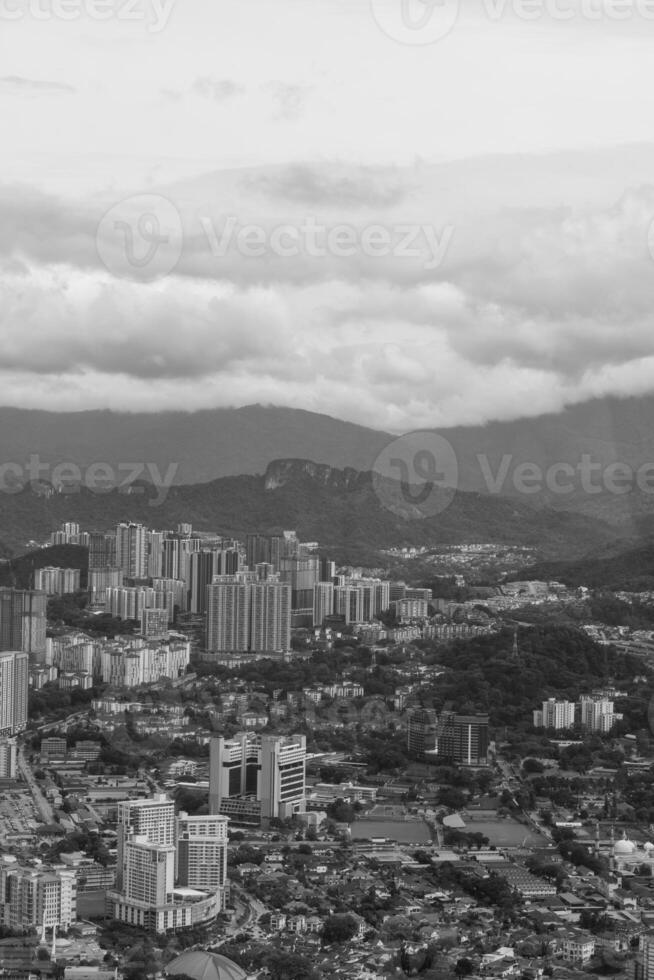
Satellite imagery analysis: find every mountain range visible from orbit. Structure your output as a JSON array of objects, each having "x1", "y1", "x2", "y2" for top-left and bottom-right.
[
  {"x1": 1, "y1": 395, "x2": 654, "y2": 560},
  {"x1": 0, "y1": 457, "x2": 625, "y2": 563}
]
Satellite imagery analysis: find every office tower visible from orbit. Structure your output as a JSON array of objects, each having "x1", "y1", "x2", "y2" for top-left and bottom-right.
[
  {"x1": 533, "y1": 698, "x2": 576, "y2": 730},
  {"x1": 313, "y1": 582, "x2": 335, "y2": 627},
  {"x1": 206, "y1": 577, "x2": 250, "y2": 653},
  {"x1": 407, "y1": 708, "x2": 438, "y2": 755},
  {"x1": 209, "y1": 733, "x2": 306, "y2": 825},
  {"x1": 141, "y1": 607, "x2": 170, "y2": 639},
  {"x1": 437, "y1": 713, "x2": 490, "y2": 767},
  {"x1": 250, "y1": 580, "x2": 291, "y2": 654},
  {"x1": 88, "y1": 531, "x2": 117, "y2": 570},
  {"x1": 0, "y1": 737, "x2": 17, "y2": 778},
  {"x1": 88, "y1": 567, "x2": 123, "y2": 606},
  {"x1": 319, "y1": 558, "x2": 336, "y2": 582},
  {"x1": 0, "y1": 590, "x2": 46, "y2": 665},
  {"x1": 176, "y1": 812, "x2": 228, "y2": 901},
  {"x1": 34, "y1": 567, "x2": 80, "y2": 596},
  {"x1": 258, "y1": 734, "x2": 306, "y2": 822},
  {"x1": 115, "y1": 523, "x2": 148, "y2": 579},
  {"x1": 0, "y1": 866, "x2": 76, "y2": 930}
]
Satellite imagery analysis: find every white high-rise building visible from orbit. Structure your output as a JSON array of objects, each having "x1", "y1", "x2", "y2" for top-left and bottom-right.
[
  {"x1": 533, "y1": 698, "x2": 576, "y2": 730},
  {"x1": 176, "y1": 812, "x2": 228, "y2": 903}
]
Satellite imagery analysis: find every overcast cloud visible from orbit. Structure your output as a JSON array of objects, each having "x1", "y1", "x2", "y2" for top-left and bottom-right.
[{"x1": 2, "y1": 0, "x2": 654, "y2": 430}]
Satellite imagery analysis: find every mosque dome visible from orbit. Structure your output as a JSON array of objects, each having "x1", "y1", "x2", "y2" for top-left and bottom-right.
[
  {"x1": 166, "y1": 951, "x2": 248, "y2": 980},
  {"x1": 614, "y1": 834, "x2": 637, "y2": 856}
]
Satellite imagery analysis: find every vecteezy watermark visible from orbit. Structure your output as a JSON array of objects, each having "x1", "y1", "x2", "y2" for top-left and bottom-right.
[
  {"x1": 0, "y1": 455, "x2": 179, "y2": 506},
  {"x1": 373, "y1": 433, "x2": 654, "y2": 519},
  {"x1": 372, "y1": 432, "x2": 459, "y2": 519},
  {"x1": 96, "y1": 195, "x2": 184, "y2": 282},
  {"x1": 370, "y1": 0, "x2": 461, "y2": 45},
  {"x1": 371, "y1": 0, "x2": 654, "y2": 45},
  {"x1": 200, "y1": 216, "x2": 454, "y2": 271},
  {"x1": 95, "y1": 194, "x2": 455, "y2": 282},
  {"x1": 0, "y1": 0, "x2": 177, "y2": 31}
]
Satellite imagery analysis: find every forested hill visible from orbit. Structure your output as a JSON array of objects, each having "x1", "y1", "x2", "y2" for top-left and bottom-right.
[
  {"x1": 514, "y1": 542, "x2": 654, "y2": 591},
  {"x1": 419, "y1": 625, "x2": 645, "y2": 730}
]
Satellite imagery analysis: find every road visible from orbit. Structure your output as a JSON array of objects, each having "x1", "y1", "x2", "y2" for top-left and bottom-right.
[{"x1": 17, "y1": 744, "x2": 55, "y2": 824}]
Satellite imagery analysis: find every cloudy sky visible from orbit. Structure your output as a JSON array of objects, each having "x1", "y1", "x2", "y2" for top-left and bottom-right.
[{"x1": 3, "y1": 0, "x2": 654, "y2": 432}]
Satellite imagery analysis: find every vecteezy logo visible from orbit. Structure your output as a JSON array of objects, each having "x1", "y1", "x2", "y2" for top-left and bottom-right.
[
  {"x1": 372, "y1": 431, "x2": 458, "y2": 519},
  {"x1": 370, "y1": 0, "x2": 461, "y2": 45},
  {"x1": 96, "y1": 194, "x2": 184, "y2": 282}
]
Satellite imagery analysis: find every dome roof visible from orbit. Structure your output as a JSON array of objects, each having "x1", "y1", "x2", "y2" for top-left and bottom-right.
[
  {"x1": 614, "y1": 836, "x2": 637, "y2": 855},
  {"x1": 166, "y1": 951, "x2": 247, "y2": 980}
]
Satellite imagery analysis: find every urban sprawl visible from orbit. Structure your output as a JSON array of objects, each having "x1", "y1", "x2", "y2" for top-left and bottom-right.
[{"x1": 1, "y1": 521, "x2": 654, "y2": 979}]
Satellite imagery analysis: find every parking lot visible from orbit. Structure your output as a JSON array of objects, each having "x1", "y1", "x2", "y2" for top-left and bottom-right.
[{"x1": 0, "y1": 789, "x2": 40, "y2": 842}]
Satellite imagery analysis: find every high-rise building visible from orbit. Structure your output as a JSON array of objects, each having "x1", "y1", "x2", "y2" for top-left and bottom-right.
[
  {"x1": 88, "y1": 531, "x2": 116, "y2": 570},
  {"x1": 0, "y1": 589, "x2": 47, "y2": 664},
  {"x1": 188, "y1": 551, "x2": 238, "y2": 615},
  {"x1": 88, "y1": 567, "x2": 123, "y2": 606},
  {"x1": 0, "y1": 651, "x2": 29, "y2": 736},
  {"x1": 249, "y1": 580, "x2": 291, "y2": 654},
  {"x1": 176, "y1": 812, "x2": 228, "y2": 900},
  {"x1": 147, "y1": 531, "x2": 166, "y2": 579},
  {"x1": 0, "y1": 737, "x2": 17, "y2": 778},
  {"x1": 205, "y1": 573, "x2": 291, "y2": 654},
  {"x1": 206, "y1": 577, "x2": 250, "y2": 653},
  {"x1": 34, "y1": 567, "x2": 80, "y2": 596},
  {"x1": 313, "y1": 582, "x2": 334, "y2": 627},
  {"x1": 105, "y1": 586, "x2": 170, "y2": 621},
  {"x1": 533, "y1": 698, "x2": 576, "y2": 730},
  {"x1": 115, "y1": 523, "x2": 148, "y2": 579},
  {"x1": 116, "y1": 795, "x2": 176, "y2": 890},
  {"x1": 0, "y1": 866, "x2": 76, "y2": 931},
  {"x1": 210, "y1": 733, "x2": 306, "y2": 825},
  {"x1": 110, "y1": 795, "x2": 222, "y2": 933},
  {"x1": 579, "y1": 695, "x2": 620, "y2": 733},
  {"x1": 141, "y1": 607, "x2": 170, "y2": 639},
  {"x1": 407, "y1": 708, "x2": 438, "y2": 755},
  {"x1": 259, "y1": 734, "x2": 306, "y2": 822},
  {"x1": 437, "y1": 713, "x2": 489, "y2": 767}
]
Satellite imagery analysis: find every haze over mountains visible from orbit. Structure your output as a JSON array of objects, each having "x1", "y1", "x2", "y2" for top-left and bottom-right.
[
  {"x1": 1, "y1": 393, "x2": 653, "y2": 500},
  {"x1": 0, "y1": 393, "x2": 653, "y2": 562}
]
